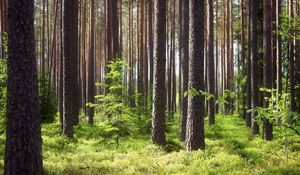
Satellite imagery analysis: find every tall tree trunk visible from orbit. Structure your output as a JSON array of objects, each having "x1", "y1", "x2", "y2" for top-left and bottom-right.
[
  {"x1": 186, "y1": 0, "x2": 205, "y2": 151},
  {"x1": 106, "y1": 0, "x2": 112, "y2": 66},
  {"x1": 263, "y1": 0, "x2": 273, "y2": 141},
  {"x1": 276, "y1": 0, "x2": 282, "y2": 95},
  {"x1": 112, "y1": 0, "x2": 119, "y2": 58},
  {"x1": 271, "y1": 0, "x2": 277, "y2": 89},
  {"x1": 178, "y1": 0, "x2": 182, "y2": 115},
  {"x1": 148, "y1": 0, "x2": 154, "y2": 93},
  {"x1": 250, "y1": 0, "x2": 259, "y2": 135},
  {"x1": 143, "y1": 1, "x2": 148, "y2": 108},
  {"x1": 289, "y1": 0, "x2": 295, "y2": 111},
  {"x1": 241, "y1": 0, "x2": 246, "y2": 119},
  {"x1": 87, "y1": 0, "x2": 95, "y2": 125},
  {"x1": 0, "y1": 0, "x2": 7, "y2": 58},
  {"x1": 137, "y1": 0, "x2": 144, "y2": 106},
  {"x1": 180, "y1": 0, "x2": 189, "y2": 141},
  {"x1": 215, "y1": 0, "x2": 219, "y2": 114},
  {"x1": 59, "y1": 0, "x2": 64, "y2": 132},
  {"x1": 5, "y1": 0, "x2": 43, "y2": 173},
  {"x1": 245, "y1": 0, "x2": 252, "y2": 127},
  {"x1": 171, "y1": 0, "x2": 176, "y2": 114},
  {"x1": 207, "y1": 0, "x2": 215, "y2": 125},
  {"x1": 152, "y1": 0, "x2": 166, "y2": 146},
  {"x1": 63, "y1": 0, "x2": 79, "y2": 137}
]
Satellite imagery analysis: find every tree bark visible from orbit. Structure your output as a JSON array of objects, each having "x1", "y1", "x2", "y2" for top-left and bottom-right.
[
  {"x1": 87, "y1": 0, "x2": 95, "y2": 125},
  {"x1": 250, "y1": 0, "x2": 259, "y2": 135},
  {"x1": 152, "y1": 0, "x2": 166, "y2": 146},
  {"x1": 148, "y1": 0, "x2": 154, "y2": 93},
  {"x1": 186, "y1": 0, "x2": 205, "y2": 151},
  {"x1": 63, "y1": 0, "x2": 79, "y2": 137},
  {"x1": 5, "y1": 0, "x2": 43, "y2": 173},
  {"x1": 180, "y1": 0, "x2": 189, "y2": 141},
  {"x1": 263, "y1": 0, "x2": 273, "y2": 141},
  {"x1": 289, "y1": 0, "x2": 295, "y2": 112},
  {"x1": 246, "y1": 0, "x2": 252, "y2": 127},
  {"x1": 207, "y1": 0, "x2": 215, "y2": 125}
]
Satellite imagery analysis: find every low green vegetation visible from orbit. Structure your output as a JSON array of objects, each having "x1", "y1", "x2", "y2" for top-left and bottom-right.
[{"x1": 1, "y1": 114, "x2": 299, "y2": 175}]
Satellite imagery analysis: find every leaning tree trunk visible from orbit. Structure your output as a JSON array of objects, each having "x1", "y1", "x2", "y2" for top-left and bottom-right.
[
  {"x1": 5, "y1": 0, "x2": 43, "y2": 173},
  {"x1": 185, "y1": 0, "x2": 205, "y2": 151},
  {"x1": 152, "y1": 0, "x2": 166, "y2": 146}
]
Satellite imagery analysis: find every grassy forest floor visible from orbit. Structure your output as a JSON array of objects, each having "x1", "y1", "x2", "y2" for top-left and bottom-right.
[{"x1": 1, "y1": 114, "x2": 300, "y2": 175}]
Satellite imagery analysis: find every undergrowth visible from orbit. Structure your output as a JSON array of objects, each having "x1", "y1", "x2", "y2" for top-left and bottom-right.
[{"x1": 0, "y1": 115, "x2": 300, "y2": 175}]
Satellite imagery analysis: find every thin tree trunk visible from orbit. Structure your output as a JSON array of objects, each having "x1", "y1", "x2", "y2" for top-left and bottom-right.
[
  {"x1": 276, "y1": 0, "x2": 282, "y2": 95},
  {"x1": 289, "y1": 0, "x2": 295, "y2": 111},
  {"x1": 180, "y1": 0, "x2": 189, "y2": 141},
  {"x1": 148, "y1": 0, "x2": 154, "y2": 94},
  {"x1": 250, "y1": 0, "x2": 259, "y2": 135},
  {"x1": 207, "y1": 0, "x2": 215, "y2": 125},
  {"x1": 246, "y1": 0, "x2": 252, "y2": 127},
  {"x1": 87, "y1": 0, "x2": 95, "y2": 125}
]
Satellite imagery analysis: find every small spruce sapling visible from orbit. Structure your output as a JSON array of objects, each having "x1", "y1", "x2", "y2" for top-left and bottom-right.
[{"x1": 87, "y1": 60, "x2": 134, "y2": 145}]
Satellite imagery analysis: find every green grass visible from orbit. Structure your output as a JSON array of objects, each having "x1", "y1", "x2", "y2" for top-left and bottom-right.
[{"x1": 1, "y1": 114, "x2": 300, "y2": 175}]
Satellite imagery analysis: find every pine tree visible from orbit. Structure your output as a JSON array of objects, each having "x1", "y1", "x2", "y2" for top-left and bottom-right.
[{"x1": 5, "y1": 0, "x2": 43, "y2": 173}]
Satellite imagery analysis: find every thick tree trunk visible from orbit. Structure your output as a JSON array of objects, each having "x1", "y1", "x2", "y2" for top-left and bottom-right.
[
  {"x1": 63, "y1": 0, "x2": 79, "y2": 137},
  {"x1": 152, "y1": 0, "x2": 166, "y2": 146},
  {"x1": 186, "y1": 0, "x2": 205, "y2": 151},
  {"x1": 5, "y1": 0, "x2": 43, "y2": 173}
]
